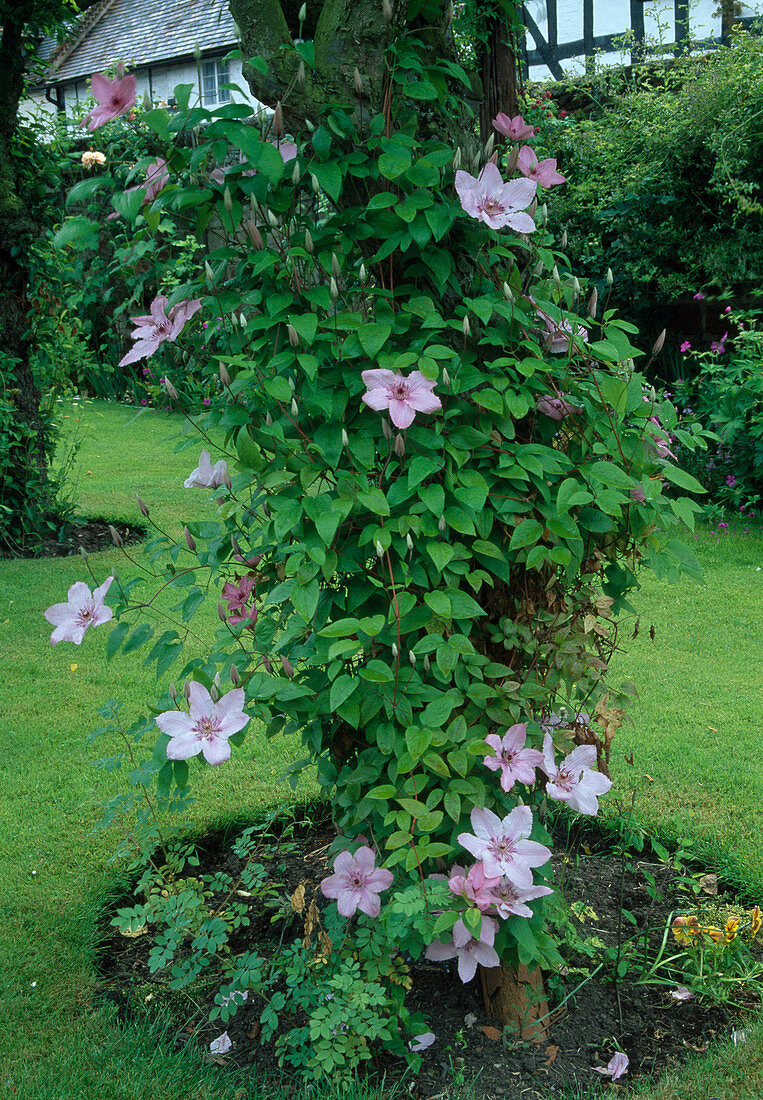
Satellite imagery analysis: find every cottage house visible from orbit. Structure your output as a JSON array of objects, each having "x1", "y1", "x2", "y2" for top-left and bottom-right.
[{"x1": 24, "y1": 0, "x2": 262, "y2": 123}]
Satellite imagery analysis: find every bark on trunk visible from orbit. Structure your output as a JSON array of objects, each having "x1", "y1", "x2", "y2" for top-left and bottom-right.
[
  {"x1": 478, "y1": 12, "x2": 519, "y2": 144},
  {"x1": 481, "y1": 962, "x2": 550, "y2": 1043}
]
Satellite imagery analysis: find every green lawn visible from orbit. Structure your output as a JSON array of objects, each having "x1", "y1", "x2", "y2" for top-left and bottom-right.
[{"x1": 1, "y1": 398, "x2": 761, "y2": 1099}]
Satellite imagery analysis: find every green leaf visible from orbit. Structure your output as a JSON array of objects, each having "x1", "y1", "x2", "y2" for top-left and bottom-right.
[
  {"x1": 443, "y1": 790, "x2": 461, "y2": 822},
  {"x1": 330, "y1": 674, "x2": 359, "y2": 711},
  {"x1": 358, "y1": 486, "x2": 390, "y2": 515},
  {"x1": 662, "y1": 466, "x2": 707, "y2": 494},
  {"x1": 313, "y1": 162, "x2": 342, "y2": 202},
  {"x1": 426, "y1": 542, "x2": 454, "y2": 572},
  {"x1": 106, "y1": 620, "x2": 130, "y2": 660},
  {"x1": 406, "y1": 727, "x2": 433, "y2": 759},
  {"x1": 424, "y1": 591, "x2": 451, "y2": 617},
  {"x1": 378, "y1": 146, "x2": 412, "y2": 179},
  {"x1": 53, "y1": 216, "x2": 100, "y2": 250},
  {"x1": 510, "y1": 518, "x2": 543, "y2": 550},
  {"x1": 358, "y1": 323, "x2": 392, "y2": 359},
  {"x1": 122, "y1": 622, "x2": 154, "y2": 655}
]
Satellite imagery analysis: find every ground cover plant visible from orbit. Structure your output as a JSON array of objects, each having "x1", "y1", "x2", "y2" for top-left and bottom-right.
[{"x1": 1, "y1": 398, "x2": 761, "y2": 1097}]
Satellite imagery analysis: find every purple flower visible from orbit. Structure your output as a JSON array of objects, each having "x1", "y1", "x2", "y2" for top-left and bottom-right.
[
  {"x1": 680, "y1": 340, "x2": 692, "y2": 353},
  {"x1": 516, "y1": 145, "x2": 566, "y2": 187},
  {"x1": 221, "y1": 575, "x2": 257, "y2": 625},
  {"x1": 140, "y1": 398, "x2": 147, "y2": 406},
  {"x1": 457, "y1": 805, "x2": 552, "y2": 886},
  {"x1": 540, "y1": 734, "x2": 613, "y2": 815},
  {"x1": 320, "y1": 846, "x2": 393, "y2": 919},
  {"x1": 425, "y1": 916, "x2": 500, "y2": 983},
  {"x1": 629, "y1": 485, "x2": 646, "y2": 503},
  {"x1": 711, "y1": 332, "x2": 728, "y2": 355},
  {"x1": 491, "y1": 877, "x2": 554, "y2": 920},
  {"x1": 142, "y1": 157, "x2": 169, "y2": 203},
  {"x1": 593, "y1": 1052, "x2": 629, "y2": 1080},
  {"x1": 209, "y1": 1032, "x2": 232, "y2": 1054},
  {"x1": 492, "y1": 113, "x2": 535, "y2": 141},
  {"x1": 275, "y1": 141, "x2": 297, "y2": 162},
  {"x1": 203, "y1": 397, "x2": 211, "y2": 406},
  {"x1": 482, "y1": 723, "x2": 544, "y2": 792},
  {"x1": 155, "y1": 682, "x2": 249, "y2": 766},
  {"x1": 81, "y1": 70, "x2": 136, "y2": 130},
  {"x1": 184, "y1": 450, "x2": 229, "y2": 489},
  {"x1": 119, "y1": 295, "x2": 202, "y2": 366},
  {"x1": 448, "y1": 862, "x2": 501, "y2": 911},
  {"x1": 455, "y1": 163, "x2": 537, "y2": 232},
  {"x1": 693, "y1": 292, "x2": 706, "y2": 300},
  {"x1": 361, "y1": 369, "x2": 441, "y2": 430},
  {"x1": 537, "y1": 394, "x2": 582, "y2": 419},
  {"x1": 44, "y1": 577, "x2": 114, "y2": 646}
]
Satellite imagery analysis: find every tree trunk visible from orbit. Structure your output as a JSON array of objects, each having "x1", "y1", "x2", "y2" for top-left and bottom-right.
[
  {"x1": 481, "y1": 962, "x2": 550, "y2": 1043},
  {"x1": 478, "y1": 5, "x2": 520, "y2": 144}
]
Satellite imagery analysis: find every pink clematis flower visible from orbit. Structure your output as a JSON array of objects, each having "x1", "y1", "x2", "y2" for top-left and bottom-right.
[
  {"x1": 361, "y1": 369, "x2": 441, "y2": 430},
  {"x1": 425, "y1": 916, "x2": 500, "y2": 983},
  {"x1": 492, "y1": 113, "x2": 535, "y2": 141},
  {"x1": 669, "y1": 986, "x2": 694, "y2": 1002},
  {"x1": 458, "y1": 805, "x2": 552, "y2": 887},
  {"x1": 81, "y1": 70, "x2": 137, "y2": 131},
  {"x1": 184, "y1": 449, "x2": 229, "y2": 489},
  {"x1": 408, "y1": 1031, "x2": 436, "y2": 1052},
  {"x1": 648, "y1": 417, "x2": 677, "y2": 462},
  {"x1": 536, "y1": 393, "x2": 582, "y2": 420},
  {"x1": 155, "y1": 682, "x2": 249, "y2": 765},
  {"x1": 491, "y1": 877, "x2": 554, "y2": 920},
  {"x1": 517, "y1": 145, "x2": 566, "y2": 188},
  {"x1": 483, "y1": 723, "x2": 544, "y2": 792},
  {"x1": 44, "y1": 577, "x2": 114, "y2": 645},
  {"x1": 541, "y1": 315, "x2": 587, "y2": 355},
  {"x1": 119, "y1": 295, "x2": 202, "y2": 366},
  {"x1": 320, "y1": 846, "x2": 394, "y2": 919},
  {"x1": 455, "y1": 163, "x2": 537, "y2": 232},
  {"x1": 141, "y1": 158, "x2": 170, "y2": 203},
  {"x1": 221, "y1": 575, "x2": 257, "y2": 625},
  {"x1": 629, "y1": 485, "x2": 646, "y2": 502},
  {"x1": 540, "y1": 733, "x2": 613, "y2": 815},
  {"x1": 448, "y1": 862, "x2": 501, "y2": 911},
  {"x1": 275, "y1": 141, "x2": 297, "y2": 162},
  {"x1": 593, "y1": 1051, "x2": 629, "y2": 1080}
]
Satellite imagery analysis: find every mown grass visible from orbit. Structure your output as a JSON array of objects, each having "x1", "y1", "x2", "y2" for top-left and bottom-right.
[{"x1": 1, "y1": 397, "x2": 761, "y2": 1099}]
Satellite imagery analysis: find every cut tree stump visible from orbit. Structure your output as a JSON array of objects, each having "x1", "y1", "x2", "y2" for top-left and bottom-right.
[{"x1": 480, "y1": 962, "x2": 550, "y2": 1044}]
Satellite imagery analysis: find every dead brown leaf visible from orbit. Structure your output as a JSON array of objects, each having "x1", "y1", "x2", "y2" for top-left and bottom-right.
[
  {"x1": 291, "y1": 883, "x2": 306, "y2": 914},
  {"x1": 482, "y1": 1025, "x2": 502, "y2": 1042},
  {"x1": 247, "y1": 1022, "x2": 261, "y2": 1040},
  {"x1": 683, "y1": 1039, "x2": 709, "y2": 1053},
  {"x1": 544, "y1": 1044, "x2": 559, "y2": 1065},
  {"x1": 699, "y1": 873, "x2": 718, "y2": 896}
]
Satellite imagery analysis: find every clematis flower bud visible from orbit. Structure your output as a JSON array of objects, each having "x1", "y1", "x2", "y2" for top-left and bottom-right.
[
  {"x1": 280, "y1": 654, "x2": 295, "y2": 677},
  {"x1": 423, "y1": 654, "x2": 430, "y2": 671},
  {"x1": 219, "y1": 362, "x2": 231, "y2": 386},
  {"x1": 484, "y1": 133, "x2": 495, "y2": 158},
  {"x1": 231, "y1": 311, "x2": 238, "y2": 327},
  {"x1": 391, "y1": 642, "x2": 398, "y2": 658},
  {"x1": 288, "y1": 376, "x2": 295, "y2": 391},
  {"x1": 306, "y1": 121, "x2": 315, "y2": 132},
  {"x1": 266, "y1": 209, "x2": 278, "y2": 229},
  {"x1": 552, "y1": 264, "x2": 561, "y2": 288},
  {"x1": 588, "y1": 287, "x2": 598, "y2": 318},
  {"x1": 359, "y1": 263, "x2": 366, "y2": 282},
  {"x1": 442, "y1": 367, "x2": 451, "y2": 385},
  {"x1": 353, "y1": 67, "x2": 364, "y2": 95},
  {"x1": 406, "y1": 533, "x2": 414, "y2": 551},
  {"x1": 382, "y1": 0, "x2": 393, "y2": 21},
  {"x1": 287, "y1": 323, "x2": 300, "y2": 347},
  {"x1": 291, "y1": 398, "x2": 298, "y2": 416},
  {"x1": 183, "y1": 679, "x2": 192, "y2": 702},
  {"x1": 205, "y1": 260, "x2": 215, "y2": 283},
  {"x1": 223, "y1": 186, "x2": 232, "y2": 212},
  {"x1": 245, "y1": 221, "x2": 263, "y2": 249},
  {"x1": 184, "y1": 526, "x2": 196, "y2": 552},
  {"x1": 394, "y1": 433, "x2": 405, "y2": 457},
  {"x1": 376, "y1": 541, "x2": 384, "y2": 558},
  {"x1": 164, "y1": 378, "x2": 179, "y2": 400},
  {"x1": 606, "y1": 267, "x2": 614, "y2": 286},
  {"x1": 109, "y1": 524, "x2": 123, "y2": 547},
  {"x1": 298, "y1": 2, "x2": 307, "y2": 22},
  {"x1": 341, "y1": 428, "x2": 349, "y2": 447},
  {"x1": 505, "y1": 144, "x2": 520, "y2": 173},
  {"x1": 462, "y1": 315, "x2": 471, "y2": 337},
  {"x1": 409, "y1": 650, "x2": 417, "y2": 667},
  {"x1": 230, "y1": 663, "x2": 240, "y2": 685},
  {"x1": 502, "y1": 282, "x2": 513, "y2": 301},
  {"x1": 561, "y1": 229, "x2": 568, "y2": 249},
  {"x1": 311, "y1": 173, "x2": 320, "y2": 193},
  {"x1": 239, "y1": 312, "x2": 247, "y2": 328},
  {"x1": 572, "y1": 276, "x2": 581, "y2": 298},
  {"x1": 297, "y1": 60, "x2": 305, "y2": 87},
  {"x1": 528, "y1": 198, "x2": 537, "y2": 218},
  {"x1": 273, "y1": 101, "x2": 283, "y2": 138},
  {"x1": 382, "y1": 419, "x2": 392, "y2": 440},
  {"x1": 169, "y1": 682, "x2": 178, "y2": 703},
  {"x1": 223, "y1": 468, "x2": 232, "y2": 490},
  {"x1": 533, "y1": 260, "x2": 544, "y2": 277},
  {"x1": 291, "y1": 161, "x2": 300, "y2": 185},
  {"x1": 330, "y1": 277, "x2": 339, "y2": 299},
  {"x1": 213, "y1": 670, "x2": 221, "y2": 692},
  {"x1": 136, "y1": 494, "x2": 150, "y2": 517},
  {"x1": 539, "y1": 202, "x2": 548, "y2": 224},
  {"x1": 453, "y1": 147, "x2": 462, "y2": 170},
  {"x1": 304, "y1": 228, "x2": 314, "y2": 253},
  {"x1": 438, "y1": 515, "x2": 446, "y2": 532},
  {"x1": 652, "y1": 329, "x2": 666, "y2": 355},
  {"x1": 265, "y1": 411, "x2": 273, "y2": 426},
  {"x1": 331, "y1": 252, "x2": 340, "y2": 278}
]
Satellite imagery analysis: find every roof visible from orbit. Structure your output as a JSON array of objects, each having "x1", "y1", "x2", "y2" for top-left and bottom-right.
[{"x1": 42, "y1": 0, "x2": 238, "y2": 85}]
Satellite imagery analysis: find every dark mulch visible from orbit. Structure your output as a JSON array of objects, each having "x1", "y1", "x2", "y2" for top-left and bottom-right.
[
  {"x1": 1, "y1": 518, "x2": 145, "y2": 559},
  {"x1": 95, "y1": 816, "x2": 756, "y2": 1098}
]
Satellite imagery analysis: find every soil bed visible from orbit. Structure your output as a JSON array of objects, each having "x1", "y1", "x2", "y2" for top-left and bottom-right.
[
  {"x1": 96, "y1": 815, "x2": 758, "y2": 1098},
  {"x1": 1, "y1": 518, "x2": 145, "y2": 559}
]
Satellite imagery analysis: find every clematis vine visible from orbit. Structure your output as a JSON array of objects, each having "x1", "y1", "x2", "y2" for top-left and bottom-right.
[
  {"x1": 482, "y1": 723, "x2": 544, "y2": 792},
  {"x1": 44, "y1": 577, "x2": 113, "y2": 645},
  {"x1": 155, "y1": 682, "x2": 249, "y2": 765},
  {"x1": 517, "y1": 145, "x2": 566, "y2": 188},
  {"x1": 361, "y1": 369, "x2": 441, "y2": 430},
  {"x1": 492, "y1": 112, "x2": 535, "y2": 141},
  {"x1": 119, "y1": 295, "x2": 201, "y2": 366},
  {"x1": 320, "y1": 846, "x2": 394, "y2": 918},
  {"x1": 81, "y1": 70, "x2": 136, "y2": 130},
  {"x1": 184, "y1": 449, "x2": 229, "y2": 489},
  {"x1": 455, "y1": 163, "x2": 537, "y2": 232},
  {"x1": 457, "y1": 805, "x2": 552, "y2": 887},
  {"x1": 425, "y1": 916, "x2": 500, "y2": 983},
  {"x1": 540, "y1": 734, "x2": 613, "y2": 815}
]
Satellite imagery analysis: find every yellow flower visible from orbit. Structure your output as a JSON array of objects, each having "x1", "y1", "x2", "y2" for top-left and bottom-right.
[
  {"x1": 724, "y1": 917, "x2": 740, "y2": 943},
  {"x1": 751, "y1": 906, "x2": 761, "y2": 938}
]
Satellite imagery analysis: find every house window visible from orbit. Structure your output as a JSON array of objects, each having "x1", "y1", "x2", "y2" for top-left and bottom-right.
[{"x1": 201, "y1": 59, "x2": 230, "y2": 105}]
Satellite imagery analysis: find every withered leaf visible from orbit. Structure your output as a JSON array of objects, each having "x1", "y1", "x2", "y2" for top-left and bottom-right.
[{"x1": 482, "y1": 1026, "x2": 502, "y2": 1042}]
